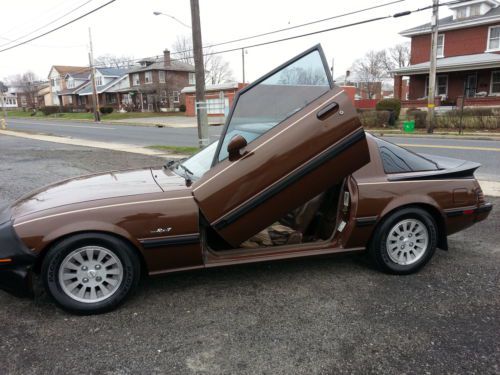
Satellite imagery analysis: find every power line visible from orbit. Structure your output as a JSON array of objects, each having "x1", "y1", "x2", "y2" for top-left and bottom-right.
[
  {"x1": 0, "y1": 0, "x2": 116, "y2": 54},
  {"x1": 46, "y1": 0, "x2": 463, "y2": 81},
  {"x1": 0, "y1": 0, "x2": 94, "y2": 48},
  {"x1": 171, "y1": 0, "x2": 407, "y2": 55},
  {"x1": 167, "y1": 0, "x2": 466, "y2": 63},
  {"x1": 7, "y1": 0, "x2": 470, "y2": 81}
]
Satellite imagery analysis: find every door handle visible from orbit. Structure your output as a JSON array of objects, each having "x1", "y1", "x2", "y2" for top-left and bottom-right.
[{"x1": 317, "y1": 102, "x2": 339, "y2": 120}]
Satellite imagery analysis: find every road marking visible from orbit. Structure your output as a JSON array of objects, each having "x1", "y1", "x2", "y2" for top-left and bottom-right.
[
  {"x1": 397, "y1": 143, "x2": 500, "y2": 152},
  {"x1": 7, "y1": 120, "x2": 115, "y2": 130}
]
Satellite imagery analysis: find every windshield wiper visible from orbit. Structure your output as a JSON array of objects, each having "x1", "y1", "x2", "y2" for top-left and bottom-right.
[{"x1": 178, "y1": 163, "x2": 194, "y2": 177}]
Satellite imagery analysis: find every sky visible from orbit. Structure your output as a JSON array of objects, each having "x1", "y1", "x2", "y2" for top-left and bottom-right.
[{"x1": 0, "y1": 0, "x2": 453, "y2": 83}]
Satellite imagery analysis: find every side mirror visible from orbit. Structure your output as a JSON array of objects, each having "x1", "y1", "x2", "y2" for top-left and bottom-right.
[{"x1": 227, "y1": 135, "x2": 247, "y2": 161}]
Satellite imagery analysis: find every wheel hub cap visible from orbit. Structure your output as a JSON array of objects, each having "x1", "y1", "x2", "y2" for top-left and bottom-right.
[
  {"x1": 58, "y1": 246, "x2": 124, "y2": 303},
  {"x1": 386, "y1": 219, "x2": 429, "y2": 266}
]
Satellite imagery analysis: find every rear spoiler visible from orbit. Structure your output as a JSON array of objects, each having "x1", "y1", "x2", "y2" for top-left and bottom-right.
[{"x1": 387, "y1": 155, "x2": 481, "y2": 182}]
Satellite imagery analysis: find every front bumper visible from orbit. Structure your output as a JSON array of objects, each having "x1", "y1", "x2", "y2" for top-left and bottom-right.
[{"x1": 0, "y1": 208, "x2": 36, "y2": 298}]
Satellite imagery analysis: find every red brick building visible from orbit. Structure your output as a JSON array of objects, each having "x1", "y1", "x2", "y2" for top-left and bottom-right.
[
  {"x1": 393, "y1": 0, "x2": 500, "y2": 107},
  {"x1": 126, "y1": 49, "x2": 195, "y2": 111},
  {"x1": 181, "y1": 82, "x2": 247, "y2": 118}
]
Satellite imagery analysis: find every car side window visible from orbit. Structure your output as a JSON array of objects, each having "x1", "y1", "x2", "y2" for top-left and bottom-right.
[
  {"x1": 375, "y1": 138, "x2": 438, "y2": 173},
  {"x1": 217, "y1": 49, "x2": 331, "y2": 161}
]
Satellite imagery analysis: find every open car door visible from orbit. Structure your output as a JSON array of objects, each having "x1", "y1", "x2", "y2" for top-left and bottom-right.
[{"x1": 192, "y1": 45, "x2": 370, "y2": 247}]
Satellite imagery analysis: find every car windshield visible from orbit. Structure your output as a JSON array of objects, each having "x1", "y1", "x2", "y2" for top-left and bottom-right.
[{"x1": 171, "y1": 141, "x2": 219, "y2": 181}]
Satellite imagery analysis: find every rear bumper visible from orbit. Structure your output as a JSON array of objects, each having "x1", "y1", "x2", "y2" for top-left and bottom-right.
[{"x1": 0, "y1": 213, "x2": 36, "y2": 298}]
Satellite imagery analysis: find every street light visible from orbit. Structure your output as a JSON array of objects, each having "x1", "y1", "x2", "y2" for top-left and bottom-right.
[{"x1": 153, "y1": 11, "x2": 191, "y2": 29}]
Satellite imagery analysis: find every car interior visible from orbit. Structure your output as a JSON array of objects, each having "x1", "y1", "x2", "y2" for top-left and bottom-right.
[{"x1": 204, "y1": 181, "x2": 347, "y2": 251}]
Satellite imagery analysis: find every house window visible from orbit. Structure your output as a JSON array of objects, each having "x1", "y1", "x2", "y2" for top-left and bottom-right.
[
  {"x1": 437, "y1": 34, "x2": 445, "y2": 57},
  {"x1": 172, "y1": 90, "x2": 180, "y2": 103},
  {"x1": 470, "y1": 4, "x2": 481, "y2": 17},
  {"x1": 425, "y1": 75, "x2": 448, "y2": 97},
  {"x1": 159, "y1": 70, "x2": 166, "y2": 83},
  {"x1": 456, "y1": 7, "x2": 467, "y2": 19},
  {"x1": 95, "y1": 76, "x2": 102, "y2": 86},
  {"x1": 488, "y1": 26, "x2": 500, "y2": 51},
  {"x1": 133, "y1": 73, "x2": 140, "y2": 85},
  {"x1": 490, "y1": 71, "x2": 500, "y2": 94},
  {"x1": 145, "y1": 71, "x2": 152, "y2": 84},
  {"x1": 189, "y1": 72, "x2": 195, "y2": 85},
  {"x1": 67, "y1": 79, "x2": 74, "y2": 89}
]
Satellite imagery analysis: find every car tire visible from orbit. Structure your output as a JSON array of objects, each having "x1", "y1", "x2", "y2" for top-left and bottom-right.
[
  {"x1": 369, "y1": 207, "x2": 438, "y2": 274},
  {"x1": 41, "y1": 233, "x2": 141, "y2": 315}
]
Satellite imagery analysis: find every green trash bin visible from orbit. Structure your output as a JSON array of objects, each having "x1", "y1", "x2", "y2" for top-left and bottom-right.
[{"x1": 403, "y1": 120, "x2": 415, "y2": 133}]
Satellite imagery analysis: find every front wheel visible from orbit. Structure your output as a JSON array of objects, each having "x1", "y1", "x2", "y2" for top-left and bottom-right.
[
  {"x1": 41, "y1": 233, "x2": 141, "y2": 314},
  {"x1": 369, "y1": 207, "x2": 438, "y2": 274}
]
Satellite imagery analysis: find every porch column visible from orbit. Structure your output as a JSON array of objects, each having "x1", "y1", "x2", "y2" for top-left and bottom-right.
[{"x1": 394, "y1": 75, "x2": 403, "y2": 100}]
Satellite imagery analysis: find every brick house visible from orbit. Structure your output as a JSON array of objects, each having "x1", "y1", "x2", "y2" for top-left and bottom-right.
[
  {"x1": 126, "y1": 49, "x2": 195, "y2": 111},
  {"x1": 393, "y1": 0, "x2": 500, "y2": 107}
]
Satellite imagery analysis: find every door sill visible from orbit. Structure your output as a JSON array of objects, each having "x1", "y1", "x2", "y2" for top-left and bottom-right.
[{"x1": 204, "y1": 240, "x2": 364, "y2": 267}]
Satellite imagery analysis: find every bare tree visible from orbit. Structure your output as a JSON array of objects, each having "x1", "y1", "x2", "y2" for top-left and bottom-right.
[
  {"x1": 7, "y1": 71, "x2": 41, "y2": 108},
  {"x1": 389, "y1": 42, "x2": 410, "y2": 69},
  {"x1": 172, "y1": 35, "x2": 234, "y2": 85},
  {"x1": 352, "y1": 50, "x2": 388, "y2": 99},
  {"x1": 94, "y1": 54, "x2": 135, "y2": 68}
]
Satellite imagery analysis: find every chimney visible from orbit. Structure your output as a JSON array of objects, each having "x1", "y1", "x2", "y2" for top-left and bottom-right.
[{"x1": 163, "y1": 49, "x2": 171, "y2": 66}]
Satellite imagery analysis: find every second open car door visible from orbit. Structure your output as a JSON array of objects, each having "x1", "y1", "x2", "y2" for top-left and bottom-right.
[{"x1": 192, "y1": 45, "x2": 370, "y2": 247}]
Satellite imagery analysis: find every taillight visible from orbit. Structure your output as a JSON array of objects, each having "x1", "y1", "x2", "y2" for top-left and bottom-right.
[{"x1": 476, "y1": 187, "x2": 485, "y2": 206}]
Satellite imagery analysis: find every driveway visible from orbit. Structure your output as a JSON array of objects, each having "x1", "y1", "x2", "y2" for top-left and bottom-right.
[{"x1": 0, "y1": 135, "x2": 499, "y2": 375}]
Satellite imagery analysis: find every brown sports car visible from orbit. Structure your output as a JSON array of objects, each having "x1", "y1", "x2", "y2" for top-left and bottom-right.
[{"x1": 0, "y1": 45, "x2": 492, "y2": 314}]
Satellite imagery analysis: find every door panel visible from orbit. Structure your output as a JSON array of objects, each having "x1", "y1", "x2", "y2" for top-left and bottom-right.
[{"x1": 192, "y1": 46, "x2": 370, "y2": 247}]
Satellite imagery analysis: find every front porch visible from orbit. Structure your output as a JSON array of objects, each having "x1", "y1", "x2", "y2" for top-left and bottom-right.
[
  {"x1": 392, "y1": 53, "x2": 500, "y2": 108},
  {"x1": 395, "y1": 68, "x2": 500, "y2": 108}
]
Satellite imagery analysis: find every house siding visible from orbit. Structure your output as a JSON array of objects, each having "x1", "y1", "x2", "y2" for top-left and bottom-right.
[{"x1": 410, "y1": 23, "x2": 500, "y2": 64}]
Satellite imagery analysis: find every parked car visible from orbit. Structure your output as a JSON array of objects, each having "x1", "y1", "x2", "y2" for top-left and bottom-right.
[{"x1": 0, "y1": 45, "x2": 492, "y2": 314}]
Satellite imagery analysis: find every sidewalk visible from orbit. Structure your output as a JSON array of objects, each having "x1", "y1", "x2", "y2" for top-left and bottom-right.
[{"x1": 369, "y1": 129, "x2": 500, "y2": 141}]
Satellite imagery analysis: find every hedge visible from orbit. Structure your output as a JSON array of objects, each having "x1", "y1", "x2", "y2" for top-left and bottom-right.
[{"x1": 375, "y1": 99, "x2": 401, "y2": 120}]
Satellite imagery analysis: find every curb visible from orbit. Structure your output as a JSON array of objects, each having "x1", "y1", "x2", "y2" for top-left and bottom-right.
[
  {"x1": 370, "y1": 131, "x2": 500, "y2": 141},
  {"x1": 0, "y1": 129, "x2": 187, "y2": 159}
]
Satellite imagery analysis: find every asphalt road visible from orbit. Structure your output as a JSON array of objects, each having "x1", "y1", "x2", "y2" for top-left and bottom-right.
[
  {"x1": 5, "y1": 118, "x2": 500, "y2": 181},
  {"x1": 0, "y1": 135, "x2": 499, "y2": 375}
]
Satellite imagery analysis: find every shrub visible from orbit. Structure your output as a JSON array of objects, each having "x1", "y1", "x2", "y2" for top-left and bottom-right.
[
  {"x1": 179, "y1": 104, "x2": 186, "y2": 112},
  {"x1": 406, "y1": 109, "x2": 427, "y2": 129},
  {"x1": 436, "y1": 110, "x2": 499, "y2": 130},
  {"x1": 100, "y1": 106, "x2": 114, "y2": 114},
  {"x1": 376, "y1": 98, "x2": 402, "y2": 120},
  {"x1": 358, "y1": 110, "x2": 390, "y2": 128},
  {"x1": 41, "y1": 106, "x2": 60, "y2": 116}
]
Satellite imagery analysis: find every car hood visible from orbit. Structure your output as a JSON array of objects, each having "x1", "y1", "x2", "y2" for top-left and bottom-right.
[{"x1": 11, "y1": 168, "x2": 187, "y2": 219}]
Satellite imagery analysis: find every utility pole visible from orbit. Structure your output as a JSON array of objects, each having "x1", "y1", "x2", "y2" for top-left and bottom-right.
[
  {"x1": 190, "y1": 0, "x2": 209, "y2": 148},
  {"x1": 88, "y1": 28, "x2": 100, "y2": 122},
  {"x1": 0, "y1": 82, "x2": 7, "y2": 130},
  {"x1": 427, "y1": 0, "x2": 439, "y2": 133},
  {"x1": 241, "y1": 48, "x2": 246, "y2": 83},
  {"x1": 1, "y1": 93, "x2": 7, "y2": 130}
]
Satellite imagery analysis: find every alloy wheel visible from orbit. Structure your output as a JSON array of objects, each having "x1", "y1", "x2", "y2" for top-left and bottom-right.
[
  {"x1": 385, "y1": 218, "x2": 429, "y2": 266},
  {"x1": 58, "y1": 246, "x2": 124, "y2": 303}
]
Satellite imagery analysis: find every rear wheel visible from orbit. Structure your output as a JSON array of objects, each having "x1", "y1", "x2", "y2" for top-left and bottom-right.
[
  {"x1": 41, "y1": 233, "x2": 141, "y2": 314},
  {"x1": 369, "y1": 207, "x2": 438, "y2": 274}
]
